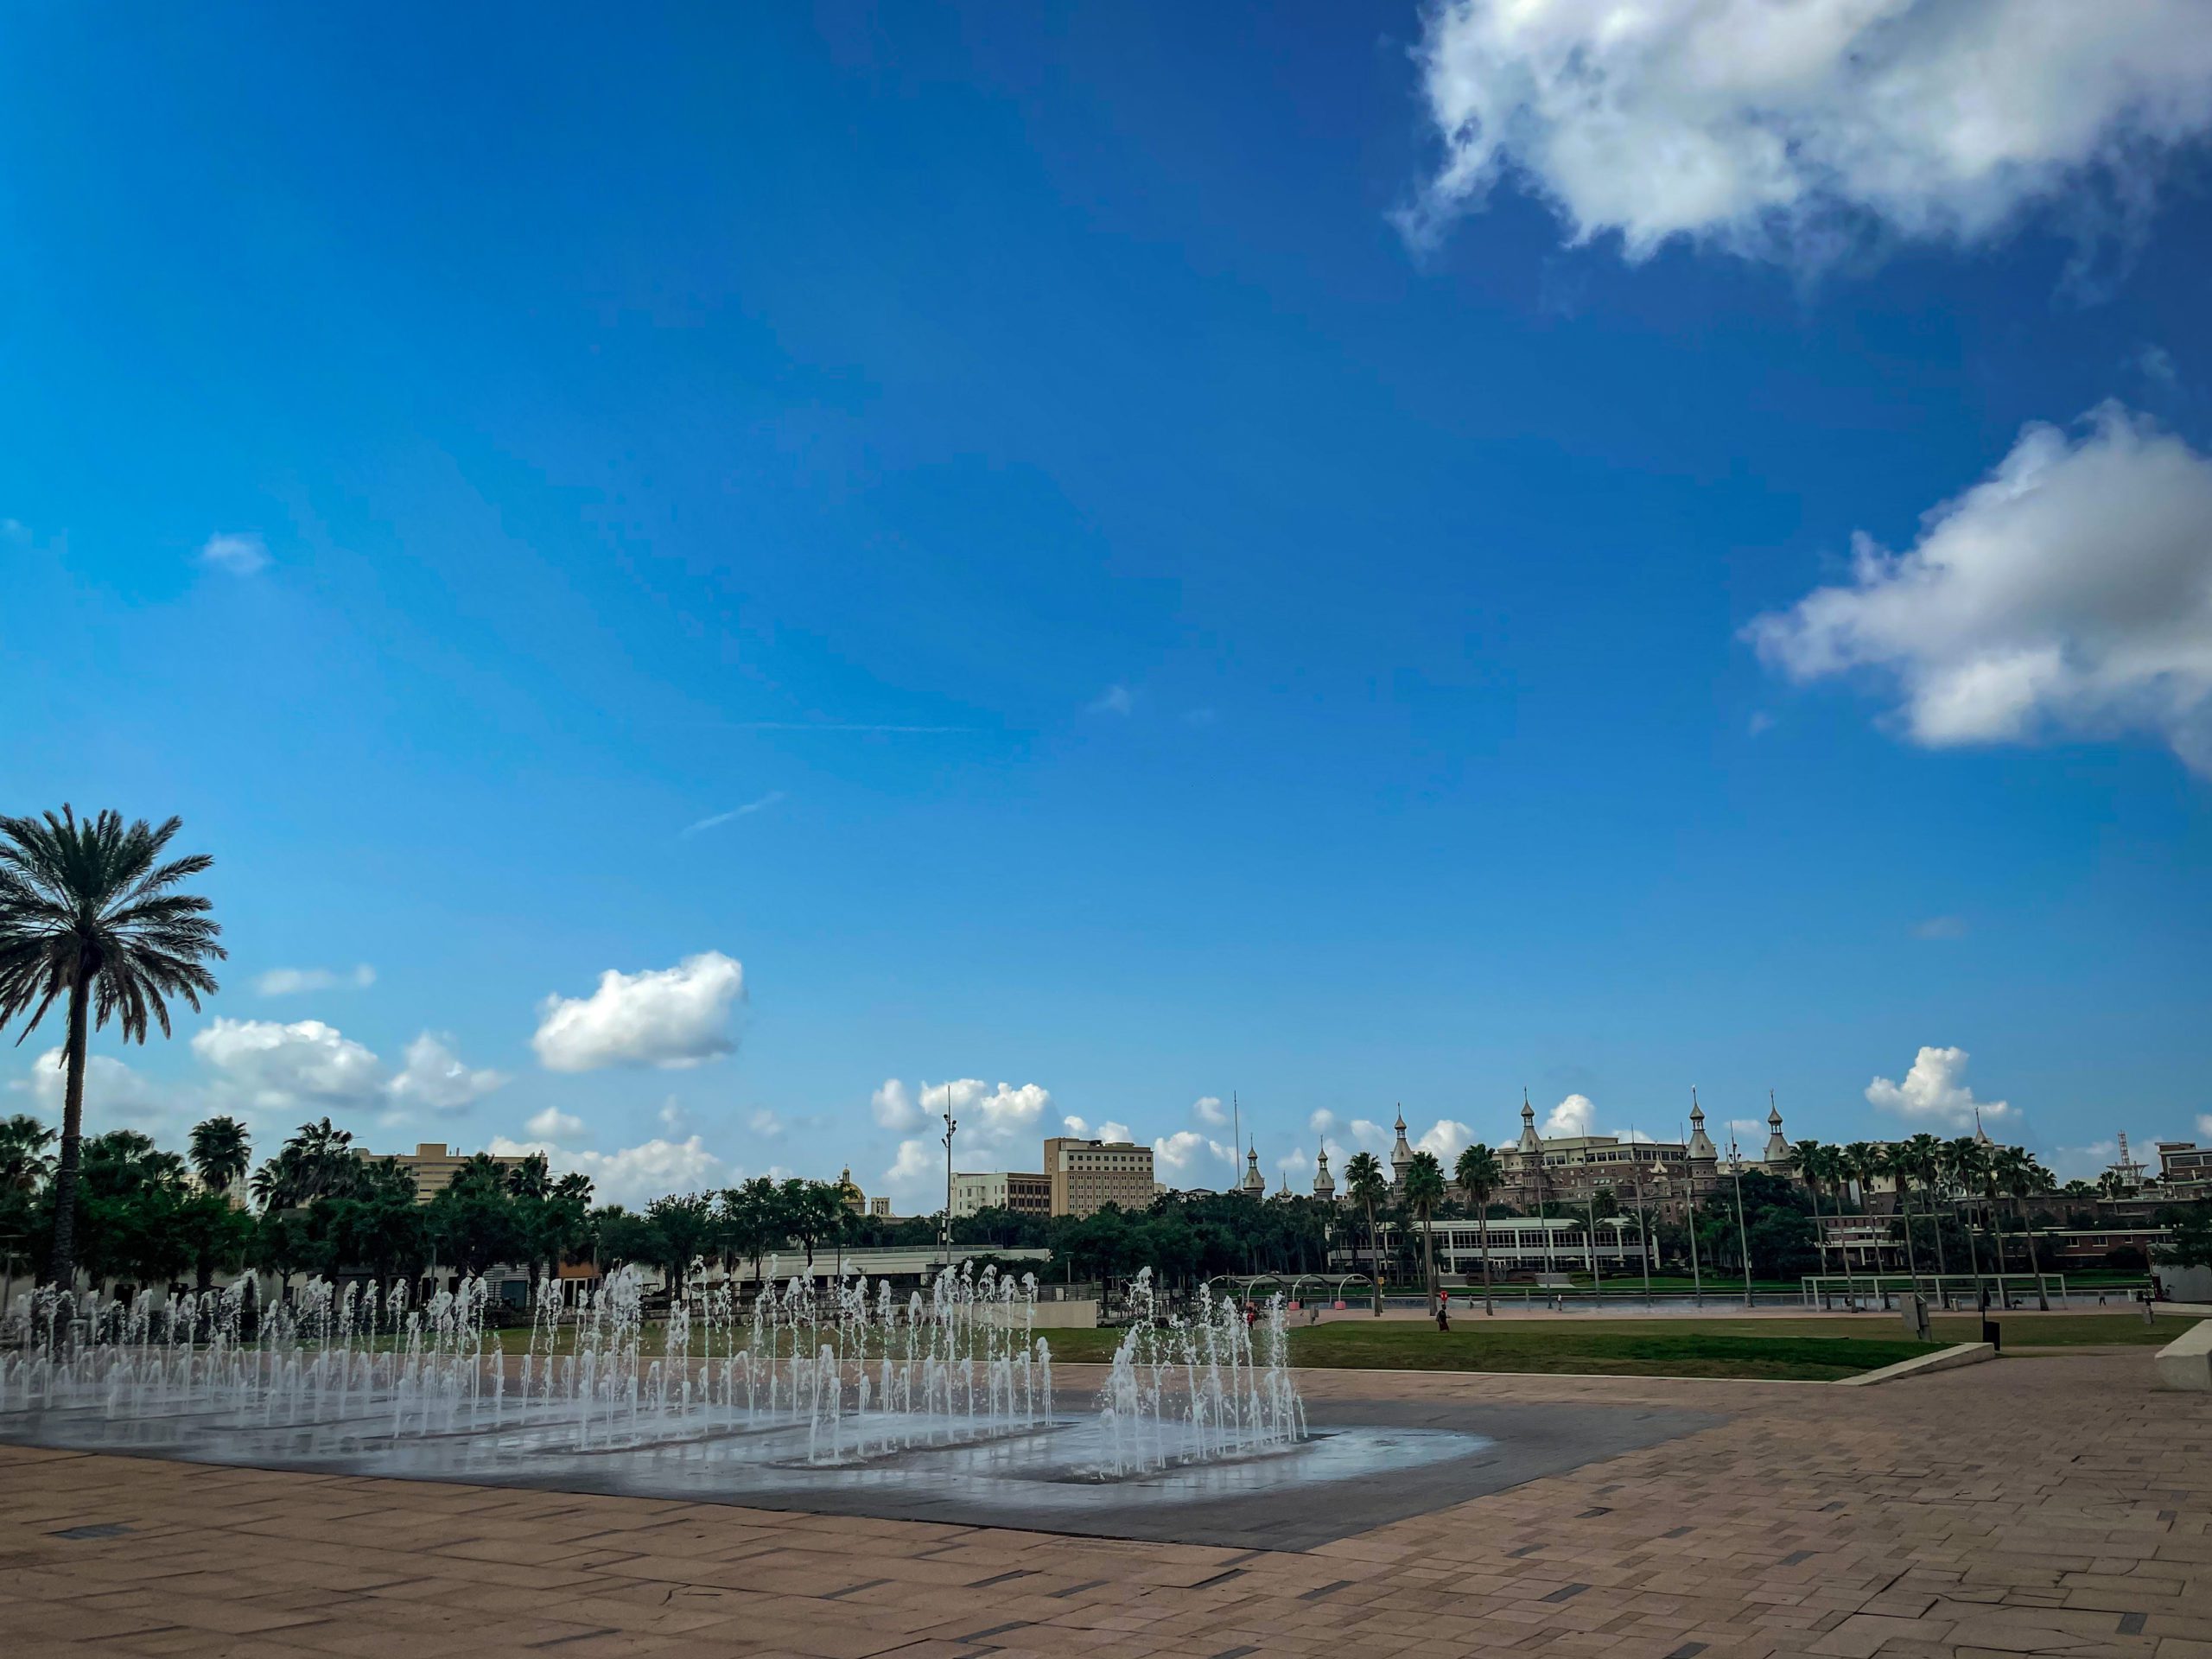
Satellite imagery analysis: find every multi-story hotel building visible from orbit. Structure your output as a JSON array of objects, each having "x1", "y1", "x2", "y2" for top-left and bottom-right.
[
  {"x1": 1043, "y1": 1136, "x2": 1156, "y2": 1217},
  {"x1": 951, "y1": 1169, "x2": 1053, "y2": 1218}
]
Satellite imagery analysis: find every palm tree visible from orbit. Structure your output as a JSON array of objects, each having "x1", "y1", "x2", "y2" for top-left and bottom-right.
[
  {"x1": 0, "y1": 807, "x2": 225, "y2": 1288},
  {"x1": 1942, "y1": 1136, "x2": 1990, "y2": 1305},
  {"x1": 1, "y1": 1114, "x2": 56, "y2": 1194},
  {"x1": 1899, "y1": 1133, "x2": 1948, "y2": 1292},
  {"x1": 188, "y1": 1116, "x2": 251, "y2": 1198},
  {"x1": 1878, "y1": 1141, "x2": 1922, "y2": 1298},
  {"x1": 1993, "y1": 1146, "x2": 2053, "y2": 1310},
  {"x1": 1343, "y1": 1152, "x2": 1388, "y2": 1315},
  {"x1": 1454, "y1": 1142, "x2": 1503, "y2": 1315},
  {"x1": 1840, "y1": 1141, "x2": 1880, "y2": 1303},
  {"x1": 1789, "y1": 1138, "x2": 1830, "y2": 1294},
  {"x1": 1403, "y1": 1151, "x2": 1446, "y2": 1309}
]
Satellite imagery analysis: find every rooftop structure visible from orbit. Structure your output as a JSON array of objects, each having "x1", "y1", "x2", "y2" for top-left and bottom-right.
[{"x1": 357, "y1": 1142, "x2": 523, "y2": 1205}]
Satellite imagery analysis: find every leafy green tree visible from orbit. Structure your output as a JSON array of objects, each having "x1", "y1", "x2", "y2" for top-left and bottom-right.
[
  {"x1": 0, "y1": 807, "x2": 225, "y2": 1287},
  {"x1": 1343, "y1": 1151, "x2": 1388, "y2": 1315},
  {"x1": 646, "y1": 1193, "x2": 715, "y2": 1291},
  {"x1": 593, "y1": 1205, "x2": 662, "y2": 1273},
  {"x1": 1453, "y1": 1141, "x2": 1503, "y2": 1314},
  {"x1": 2, "y1": 1114, "x2": 57, "y2": 1194},
  {"x1": 426, "y1": 1157, "x2": 524, "y2": 1277}
]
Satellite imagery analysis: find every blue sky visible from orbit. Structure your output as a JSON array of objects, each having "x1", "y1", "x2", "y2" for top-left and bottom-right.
[{"x1": 4, "y1": 3, "x2": 2209, "y2": 1206}]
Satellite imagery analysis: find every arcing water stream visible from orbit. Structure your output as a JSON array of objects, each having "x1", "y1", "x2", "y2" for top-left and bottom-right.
[{"x1": 1, "y1": 1260, "x2": 1308, "y2": 1474}]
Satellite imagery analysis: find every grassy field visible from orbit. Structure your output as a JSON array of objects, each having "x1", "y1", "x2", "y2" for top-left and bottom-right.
[{"x1": 1030, "y1": 1322, "x2": 1936, "y2": 1379}]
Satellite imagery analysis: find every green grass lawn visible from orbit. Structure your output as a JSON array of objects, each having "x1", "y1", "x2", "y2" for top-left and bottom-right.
[{"x1": 1033, "y1": 1321, "x2": 1935, "y2": 1379}]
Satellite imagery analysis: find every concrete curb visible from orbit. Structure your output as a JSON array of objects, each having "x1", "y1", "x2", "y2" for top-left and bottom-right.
[
  {"x1": 1834, "y1": 1341, "x2": 1995, "y2": 1387},
  {"x1": 2152, "y1": 1319, "x2": 2212, "y2": 1391}
]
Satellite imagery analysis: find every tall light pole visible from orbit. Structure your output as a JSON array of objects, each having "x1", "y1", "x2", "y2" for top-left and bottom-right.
[
  {"x1": 1728, "y1": 1135, "x2": 1753, "y2": 1309},
  {"x1": 940, "y1": 1085, "x2": 957, "y2": 1268},
  {"x1": 1680, "y1": 1125, "x2": 1705, "y2": 1310},
  {"x1": 1630, "y1": 1159, "x2": 1654, "y2": 1308}
]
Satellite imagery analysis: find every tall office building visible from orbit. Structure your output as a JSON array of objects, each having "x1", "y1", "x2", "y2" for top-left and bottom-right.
[{"x1": 1043, "y1": 1136, "x2": 1155, "y2": 1217}]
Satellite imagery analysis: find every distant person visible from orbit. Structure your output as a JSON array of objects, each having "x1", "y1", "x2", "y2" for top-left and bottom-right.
[{"x1": 1435, "y1": 1297, "x2": 1450, "y2": 1332}]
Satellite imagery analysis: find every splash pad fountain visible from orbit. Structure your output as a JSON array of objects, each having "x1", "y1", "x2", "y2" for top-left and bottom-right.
[{"x1": 2, "y1": 1262, "x2": 1503, "y2": 1545}]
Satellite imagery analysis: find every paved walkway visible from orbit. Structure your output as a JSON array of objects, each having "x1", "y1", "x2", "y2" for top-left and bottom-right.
[{"x1": 2, "y1": 1351, "x2": 2206, "y2": 1658}]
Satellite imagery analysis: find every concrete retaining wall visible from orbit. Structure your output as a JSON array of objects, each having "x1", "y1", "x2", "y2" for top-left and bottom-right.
[
  {"x1": 1834, "y1": 1341, "x2": 1995, "y2": 1387},
  {"x1": 2153, "y1": 1319, "x2": 2212, "y2": 1392}
]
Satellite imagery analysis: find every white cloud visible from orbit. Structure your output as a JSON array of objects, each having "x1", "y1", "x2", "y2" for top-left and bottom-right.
[
  {"x1": 385, "y1": 1032, "x2": 506, "y2": 1114},
  {"x1": 192, "y1": 1018, "x2": 385, "y2": 1112},
  {"x1": 1192, "y1": 1095, "x2": 1229, "y2": 1127},
  {"x1": 525, "y1": 1107, "x2": 586, "y2": 1141},
  {"x1": 680, "y1": 791, "x2": 785, "y2": 838},
  {"x1": 1417, "y1": 1119, "x2": 1474, "y2": 1160},
  {"x1": 1404, "y1": 0, "x2": 2212, "y2": 263},
  {"x1": 1748, "y1": 404, "x2": 2212, "y2": 773},
  {"x1": 200, "y1": 531, "x2": 270, "y2": 575},
  {"x1": 1541, "y1": 1093, "x2": 1595, "y2": 1138},
  {"x1": 1153, "y1": 1130, "x2": 1236, "y2": 1183},
  {"x1": 1911, "y1": 915, "x2": 1968, "y2": 941},
  {"x1": 12, "y1": 1048, "x2": 173, "y2": 1127},
  {"x1": 2137, "y1": 344, "x2": 2178, "y2": 386},
  {"x1": 255, "y1": 964, "x2": 375, "y2": 996},
  {"x1": 747, "y1": 1108, "x2": 785, "y2": 1138},
  {"x1": 1097, "y1": 1119, "x2": 1132, "y2": 1143},
  {"x1": 1063, "y1": 1114, "x2": 1089, "y2": 1137},
  {"x1": 883, "y1": 1137, "x2": 940, "y2": 1191},
  {"x1": 2046, "y1": 1139, "x2": 2119, "y2": 1183},
  {"x1": 1086, "y1": 683, "x2": 1134, "y2": 715},
  {"x1": 874, "y1": 1079, "x2": 925, "y2": 1132},
  {"x1": 2199, "y1": 1114, "x2": 2212, "y2": 1141},
  {"x1": 1866, "y1": 1045, "x2": 2014, "y2": 1129},
  {"x1": 489, "y1": 1134, "x2": 728, "y2": 1209},
  {"x1": 532, "y1": 951, "x2": 745, "y2": 1071}
]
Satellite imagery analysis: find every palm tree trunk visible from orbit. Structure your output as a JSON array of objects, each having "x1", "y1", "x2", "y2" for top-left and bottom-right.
[
  {"x1": 1961, "y1": 1200, "x2": 1984, "y2": 1306},
  {"x1": 1363, "y1": 1199, "x2": 1381, "y2": 1315},
  {"x1": 1897, "y1": 1180, "x2": 1921, "y2": 1301},
  {"x1": 1987, "y1": 1189, "x2": 2009, "y2": 1308},
  {"x1": 1421, "y1": 1210, "x2": 1435, "y2": 1308},
  {"x1": 1478, "y1": 1197, "x2": 1493, "y2": 1316},
  {"x1": 47, "y1": 972, "x2": 92, "y2": 1291},
  {"x1": 1928, "y1": 1179, "x2": 1949, "y2": 1300}
]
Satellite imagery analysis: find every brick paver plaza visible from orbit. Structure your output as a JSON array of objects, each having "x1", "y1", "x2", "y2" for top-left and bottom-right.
[{"x1": 3, "y1": 1350, "x2": 2206, "y2": 1659}]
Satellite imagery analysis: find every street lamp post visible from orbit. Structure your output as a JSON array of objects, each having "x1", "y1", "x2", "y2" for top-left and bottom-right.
[
  {"x1": 1630, "y1": 1165, "x2": 1655, "y2": 1308},
  {"x1": 1585, "y1": 1190, "x2": 1603, "y2": 1308},
  {"x1": 940, "y1": 1085, "x2": 957, "y2": 1268},
  {"x1": 1728, "y1": 1137, "x2": 1754, "y2": 1309},
  {"x1": 1680, "y1": 1138, "x2": 1705, "y2": 1310}
]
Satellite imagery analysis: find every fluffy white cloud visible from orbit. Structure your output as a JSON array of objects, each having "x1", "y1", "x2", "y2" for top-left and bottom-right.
[
  {"x1": 748, "y1": 1108, "x2": 785, "y2": 1138},
  {"x1": 1541, "y1": 1093, "x2": 1596, "y2": 1138},
  {"x1": 525, "y1": 1107, "x2": 586, "y2": 1141},
  {"x1": 873, "y1": 1079, "x2": 925, "y2": 1132},
  {"x1": 1087, "y1": 683, "x2": 1134, "y2": 715},
  {"x1": 1406, "y1": 0, "x2": 2212, "y2": 261},
  {"x1": 1417, "y1": 1119, "x2": 1474, "y2": 1160},
  {"x1": 532, "y1": 952, "x2": 745, "y2": 1072},
  {"x1": 200, "y1": 531, "x2": 269, "y2": 575},
  {"x1": 1153, "y1": 1130, "x2": 1236, "y2": 1184},
  {"x1": 883, "y1": 1137, "x2": 939, "y2": 1189},
  {"x1": 1192, "y1": 1095, "x2": 1229, "y2": 1127},
  {"x1": 385, "y1": 1033, "x2": 506, "y2": 1113},
  {"x1": 489, "y1": 1134, "x2": 728, "y2": 1210},
  {"x1": 1866, "y1": 1046, "x2": 2013, "y2": 1129},
  {"x1": 2199, "y1": 1114, "x2": 2212, "y2": 1141},
  {"x1": 1097, "y1": 1119, "x2": 1132, "y2": 1142},
  {"x1": 192, "y1": 1018, "x2": 384, "y2": 1112},
  {"x1": 1751, "y1": 405, "x2": 2212, "y2": 772},
  {"x1": 254, "y1": 964, "x2": 375, "y2": 996},
  {"x1": 188, "y1": 1017, "x2": 501, "y2": 1122},
  {"x1": 12, "y1": 1048, "x2": 173, "y2": 1126}
]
